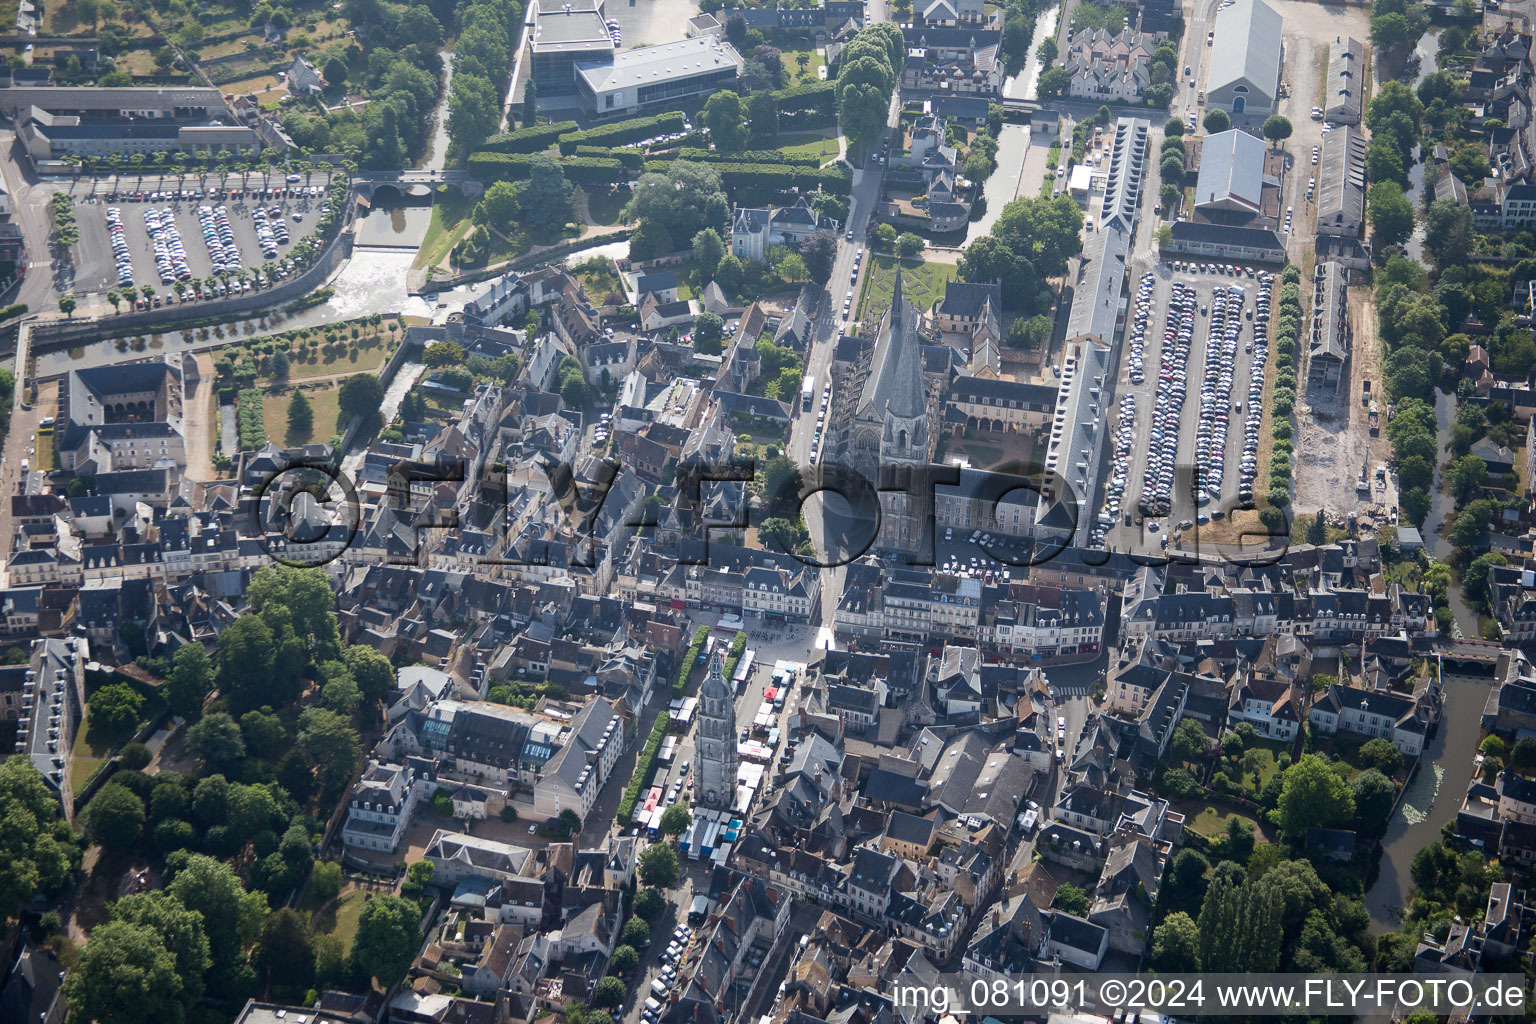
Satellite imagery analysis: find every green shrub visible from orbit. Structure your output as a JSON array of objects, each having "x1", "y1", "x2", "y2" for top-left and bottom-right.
[
  {"x1": 557, "y1": 111, "x2": 687, "y2": 155},
  {"x1": 483, "y1": 120, "x2": 579, "y2": 154}
]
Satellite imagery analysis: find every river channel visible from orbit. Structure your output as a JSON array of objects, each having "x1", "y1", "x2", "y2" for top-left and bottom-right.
[{"x1": 1364, "y1": 390, "x2": 1484, "y2": 931}]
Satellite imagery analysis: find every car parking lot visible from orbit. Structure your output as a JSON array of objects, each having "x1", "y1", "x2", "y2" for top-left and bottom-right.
[
  {"x1": 67, "y1": 173, "x2": 332, "y2": 303},
  {"x1": 1106, "y1": 262, "x2": 1273, "y2": 553}
]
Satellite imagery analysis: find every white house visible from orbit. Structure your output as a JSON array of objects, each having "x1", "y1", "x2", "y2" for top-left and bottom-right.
[
  {"x1": 342, "y1": 761, "x2": 423, "y2": 854},
  {"x1": 730, "y1": 197, "x2": 830, "y2": 263}
]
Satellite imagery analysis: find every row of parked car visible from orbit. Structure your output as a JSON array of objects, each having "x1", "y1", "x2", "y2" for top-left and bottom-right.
[
  {"x1": 1237, "y1": 273, "x2": 1275, "y2": 507},
  {"x1": 808, "y1": 381, "x2": 831, "y2": 467},
  {"x1": 144, "y1": 207, "x2": 192, "y2": 285},
  {"x1": 1192, "y1": 284, "x2": 1246, "y2": 507},
  {"x1": 106, "y1": 207, "x2": 135, "y2": 288},
  {"x1": 643, "y1": 922, "x2": 696, "y2": 1018},
  {"x1": 197, "y1": 204, "x2": 244, "y2": 274},
  {"x1": 103, "y1": 181, "x2": 324, "y2": 204},
  {"x1": 1139, "y1": 281, "x2": 1196, "y2": 518},
  {"x1": 253, "y1": 206, "x2": 288, "y2": 260},
  {"x1": 1126, "y1": 270, "x2": 1156, "y2": 386},
  {"x1": 1094, "y1": 392, "x2": 1136, "y2": 547}
]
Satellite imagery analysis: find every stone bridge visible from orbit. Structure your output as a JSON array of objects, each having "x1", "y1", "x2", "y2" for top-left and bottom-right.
[{"x1": 353, "y1": 169, "x2": 483, "y2": 204}]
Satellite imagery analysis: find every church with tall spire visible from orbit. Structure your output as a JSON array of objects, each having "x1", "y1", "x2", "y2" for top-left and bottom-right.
[{"x1": 827, "y1": 271, "x2": 936, "y2": 554}]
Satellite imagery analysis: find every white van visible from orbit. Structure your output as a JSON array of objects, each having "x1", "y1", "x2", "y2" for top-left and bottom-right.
[{"x1": 651, "y1": 979, "x2": 670, "y2": 998}]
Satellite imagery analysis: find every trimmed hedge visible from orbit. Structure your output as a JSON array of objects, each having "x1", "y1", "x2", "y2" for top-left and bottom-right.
[
  {"x1": 774, "y1": 80, "x2": 836, "y2": 115},
  {"x1": 561, "y1": 156, "x2": 626, "y2": 184},
  {"x1": 617, "y1": 712, "x2": 673, "y2": 823},
  {"x1": 557, "y1": 111, "x2": 687, "y2": 155},
  {"x1": 483, "y1": 120, "x2": 579, "y2": 154},
  {"x1": 576, "y1": 145, "x2": 645, "y2": 171},
  {"x1": 675, "y1": 625, "x2": 709, "y2": 697},
  {"x1": 466, "y1": 151, "x2": 535, "y2": 182},
  {"x1": 644, "y1": 159, "x2": 852, "y2": 197},
  {"x1": 236, "y1": 388, "x2": 266, "y2": 451},
  {"x1": 678, "y1": 147, "x2": 822, "y2": 167},
  {"x1": 722, "y1": 630, "x2": 747, "y2": 681}
]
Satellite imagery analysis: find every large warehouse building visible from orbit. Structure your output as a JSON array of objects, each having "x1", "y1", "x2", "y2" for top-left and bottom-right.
[{"x1": 1206, "y1": 0, "x2": 1283, "y2": 115}]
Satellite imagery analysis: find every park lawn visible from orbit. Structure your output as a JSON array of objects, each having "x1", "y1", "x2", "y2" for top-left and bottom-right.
[
  {"x1": 312, "y1": 886, "x2": 367, "y2": 954},
  {"x1": 415, "y1": 189, "x2": 477, "y2": 269},
  {"x1": 777, "y1": 132, "x2": 840, "y2": 164},
  {"x1": 34, "y1": 428, "x2": 54, "y2": 472},
  {"x1": 584, "y1": 187, "x2": 630, "y2": 226},
  {"x1": 1187, "y1": 803, "x2": 1257, "y2": 840},
  {"x1": 69, "y1": 706, "x2": 112, "y2": 796},
  {"x1": 221, "y1": 73, "x2": 290, "y2": 101},
  {"x1": 782, "y1": 46, "x2": 826, "y2": 86},
  {"x1": 69, "y1": 695, "x2": 159, "y2": 796},
  {"x1": 857, "y1": 255, "x2": 958, "y2": 324},
  {"x1": 283, "y1": 335, "x2": 390, "y2": 379},
  {"x1": 264, "y1": 385, "x2": 342, "y2": 446}
]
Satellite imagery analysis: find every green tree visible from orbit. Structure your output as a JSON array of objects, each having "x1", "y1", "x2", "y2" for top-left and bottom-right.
[
  {"x1": 476, "y1": 181, "x2": 521, "y2": 227},
  {"x1": 523, "y1": 80, "x2": 539, "y2": 128},
  {"x1": 58, "y1": 294, "x2": 77, "y2": 317},
  {"x1": 693, "y1": 312, "x2": 727, "y2": 355},
  {"x1": 1464, "y1": 551, "x2": 1507, "y2": 606},
  {"x1": 84, "y1": 783, "x2": 146, "y2": 851},
  {"x1": 1196, "y1": 872, "x2": 1283, "y2": 972},
  {"x1": 1164, "y1": 116, "x2": 1185, "y2": 137},
  {"x1": 1358, "y1": 737, "x2": 1404, "y2": 776},
  {"x1": 254, "y1": 907, "x2": 314, "y2": 990},
  {"x1": 90, "y1": 682, "x2": 145, "y2": 734},
  {"x1": 344, "y1": 645, "x2": 395, "y2": 706},
  {"x1": 639, "y1": 843, "x2": 680, "y2": 888},
  {"x1": 1053, "y1": 884, "x2": 1090, "y2": 916},
  {"x1": 1367, "y1": 181, "x2": 1415, "y2": 247},
  {"x1": 299, "y1": 708, "x2": 361, "y2": 798},
  {"x1": 1037, "y1": 66, "x2": 1069, "y2": 98},
  {"x1": 286, "y1": 391, "x2": 314, "y2": 440},
  {"x1": 112, "y1": 891, "x2": 211, "y2": 1007},
  {"x1": 1277, "y1": 755, "x2": 1355, "y2": 839},
  {"x1": 659, "y1": 802, "x2": 692, "y2": 837},
  {"x1": 1447, "y1": 454, "x2": 1489, "y2": 503},
  {"x1": 338, "y1": 373, "x2": 384, "y2": 423},
  {"x1": 310, "y1": 861, "x2": 343, "y2": 902},
  {"x1": 592, "y1": 976, "x2": 627, "y2": 1008},
  {"x1": 353, "y1": 894, "x2": 422, "y2": 988},
  {"x1": 1352, "y1": 768, "x2": 1397, "y2": 835},
  {"x1": 621, "y1": 917, "x2": 652, "y2": 948},
  {"x1": 1149, "y1": 911, "x2": 1201, "y2": 971},
  {"x1": 1509, "y1": 737, "x2": 1536, "y2": 776},
  {"x1": 801, "y1": 233, "x2": 837, "y2": 285},
  {"x1": 65, "y1": 920, "x2": 184, "y2": 1024},
  {"x1": 634, "y1": 886, "x2": 665, "y2": 921},
  {"x1": 323, "y1": 56, "x2": 348, "y2": 88},
  {"x1": 519, "y1": 155, "x2": 574, "y2": 228},
  {"x1": 747, "y1": 89, "x2": 779, "y2": 146},
  {"x1": 895, "y1": 232, "x2": 924, "y2": 257},
  {"x1": 692, "y1": 228, "x2": 726, "y2": 281},
  {"x1": 186, "y1": 712, "x2": 246, "y2": 775},
  {"x1": 702, "y1": 90, "x2": 748, "y2": 152},
  {"x1": 1170, "y1": 718, "x2": 1208, "y2": 763},
  {"x1": 0, "y1": 757, "x2": 77, "y2": 919},
  {"x1": 1260, "y1": 114, "x2": 1292, "y2": 145},
  {"x1": 713, "y1": 254, "x2": 745, "y2": 294},
  {"x1": 610, "y1": 944, "x2": 640, "y2": 974},
  {"x1": 1202, "y1": 108, "x2": 1231, "y2": 134},
  {"x1": 215, "y1": 617, "x2": 278, "y2": 712}
]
